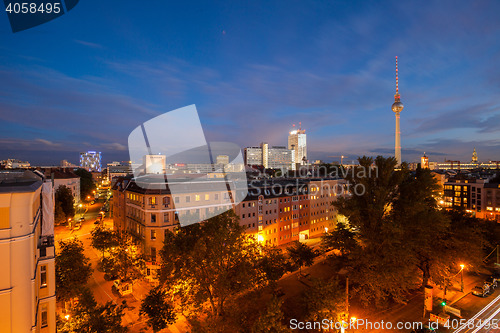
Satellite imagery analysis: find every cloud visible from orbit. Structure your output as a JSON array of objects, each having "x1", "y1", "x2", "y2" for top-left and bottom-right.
[
  {"x1": 35, "y1": 138, "x2": 61, "y2": 147},
  {"x1": 101, "y1": 142, "x2": 127, "y2": 151},
  {"x1": 74, "y1": 40, "x2": 103, "y2": 49}
]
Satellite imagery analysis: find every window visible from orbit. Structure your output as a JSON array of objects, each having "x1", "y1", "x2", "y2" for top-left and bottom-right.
[
  {"x1": 195, "y1": 195, "x2": 200, "y2": 201},
  {"x1": 163, "y1": 197, "x2": 170, "y2": 206},
  {"x1": 215, "y1": 194, "x2": 219, "y2": 200},
  {"x1": 151, "y1": 214, "x2": 156, "y2": 223},
  {"x1": 151, "y1": 247, "x2": 157, "y2": 261},
  {"x1": 205, "y1": 194, "x2": 210, "y2": 200},
  {"x1": 149, "y1": 197, "x2": 156, "y2": 205},
  {"x1": 151, "y1": 230, "x2": 157, "y2": 240},
  {"x1": 41, "y1": 305, "x2": 48, "y2": 327},
  {"x1": 164, "y1": 213, "x2": 169, "y2": 223},
  {"x1": 174, "y1": 197, "x2": 180, "y2": 204},
  {"x1": 186, "y1": 196, "x2": 191, "y2": 203},
  {"x1": 40, "y1": 265, "x2": 47, "y2": 288}
]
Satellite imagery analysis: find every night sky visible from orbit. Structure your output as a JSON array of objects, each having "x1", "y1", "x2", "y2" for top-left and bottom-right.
[{"x1": 1, "y1": 1, "x2": 500, "y2": 165}]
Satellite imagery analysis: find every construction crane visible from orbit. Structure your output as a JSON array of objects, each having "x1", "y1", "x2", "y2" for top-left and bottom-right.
[{"x1": 328, "y1": 155, "x2": 348, "y2": 165}]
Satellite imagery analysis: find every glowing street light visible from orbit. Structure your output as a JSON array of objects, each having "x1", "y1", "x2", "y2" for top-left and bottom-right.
[{"x1": 460, "y1": 264, "x2": 465, "y2": 292}]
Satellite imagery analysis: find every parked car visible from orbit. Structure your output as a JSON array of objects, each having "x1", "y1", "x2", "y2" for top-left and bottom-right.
[
  {"x1": 113, "y1": 279, "x2": 132, "y2": 296},
  {"x1": 472, "y1": 285, "x2": 490, "y2": 297},
  {"x1": 485, "y1": 276, "x2": 498, "y2": 289},
  {"x1": 79, "y1": 217, "x2": 85, "y2": 222}
]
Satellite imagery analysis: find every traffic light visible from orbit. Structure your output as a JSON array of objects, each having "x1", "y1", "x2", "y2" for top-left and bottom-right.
[{"x1": 441, "y1": 300, "x2": 446, "y2": 306}]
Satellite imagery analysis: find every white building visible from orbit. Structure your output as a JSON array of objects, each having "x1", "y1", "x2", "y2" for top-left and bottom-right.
[
  {"x1": 51, "y1": 170, "x2": 81, "y2": 204},
  {"x1": 144, "y1": 155, "x2": 166, "y2": 175},
  {"x1": 288, "y1": 125, "x2": 307, "y2": 167},
  {"x1": 244, "y1": 143, "x2": 295, "y2": 171},
  {"x1": 0, "y1": 170, "x2": 56, "y2": 332}
]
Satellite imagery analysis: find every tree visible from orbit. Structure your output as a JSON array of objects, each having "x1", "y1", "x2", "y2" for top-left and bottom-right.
[
  {"x1": 107, "y1": 234, "x2": 144, "y2": 282},
  {"x1": 321, "y1": 222, "x2": 358, "y2": 256},
  {"x1": 91, "y1": 225, "x2": 119, "y2": 261},
  {"x1": 55, "y1": 185, "x2": 75, "y2": 221},
  {"x1": 334, "y1": 156, "x2": 404, "y2": 246},
  {"x1": 257, "y1": 246, "x2": 292, "y2": 288},
  {"x1": 251, "y1": 297, "x2": 291, "y2": 333},
  {"x1": 55, "y1": 238, "x2": 92, "y2": 302},
  {"x1": 74, "y1": 168, "x2": 96, "y2": 200},
  {"x1": 286, "y1": 241, "x2": 318, "y2": 276},
  {"x1": 302, "y1": 278, "x2": 344, "y2": 323},
  {"x1": 140, "y1": 287, "x2": 176, "y2": 332},
  {"x1": 57, "y1": 287, "x2": 127, "y2": 333},
  {"x1": 160, "y1": 210, "x2": 263, "y2": 318}
]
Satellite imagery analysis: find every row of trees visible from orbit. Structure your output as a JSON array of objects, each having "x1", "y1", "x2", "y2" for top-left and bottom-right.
[
  {"x1": 322, "y1": 156, "x2": 492, "y2": 307},
  {"x1": 55, "y1": 238, "x2": 128, "y2": 332}
]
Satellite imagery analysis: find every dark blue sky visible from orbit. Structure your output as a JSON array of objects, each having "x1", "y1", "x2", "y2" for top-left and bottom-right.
[{"x1": 1, "y1": 0, "x2": 500, "y2": 165}]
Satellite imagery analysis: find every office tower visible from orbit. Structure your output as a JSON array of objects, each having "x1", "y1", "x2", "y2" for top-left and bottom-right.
[
  {"x1": 244, "y1": 143, "x2": 295, "y2": 170},
  {"x1": 79, "y1": 151, "x2": 102, "y2": 172},
  {"x1": 288, "y1": 123, "x2": 307, "y2": 166},
  {"x1": 144, "y1": 155, "x2": 166, "y2": 175}
]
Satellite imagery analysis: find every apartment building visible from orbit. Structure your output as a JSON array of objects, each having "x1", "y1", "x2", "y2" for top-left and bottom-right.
[
  {"x1": 0, "y1": 171, "x2": 56, "y2": 333},
  {"x1": 112, "y1": 175, "x2": 345, "y2": 280},
  {"x1": 443, "y1": 177, "x2": 500, "y2": 222}
]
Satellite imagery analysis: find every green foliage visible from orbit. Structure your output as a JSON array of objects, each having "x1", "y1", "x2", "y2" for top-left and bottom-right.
[
  {"x1": 55, "y1": 238, "x2": 92, "y2": 302},
  {"x1": 251, "y1": 297, "x2": 291, "y2": 333},
  {"x1": 257, "y1": 246, "x2": 292, "y2": 286},
  {"x1": 90, "y1": 225, "x2": 119, "y2": 260},
  {"x1": 321, "y1": 222, "x2": 358, "y2": 255},
  {"x1": 326, "y1": 156, "x2": 488, "y2": 307},
  {"x1": 286, "y1": 241, "x2": 318, "y2": 276},
  {"x1": 140, "y1": 287, "x2": 176, "y2": 332},
  {"x1": 57, "y1": 287, "x2": 127, "y2": 333},
  {"x1": 74, "y1": 168, "x2": 96, "y2": 200},
  {"x1": 106, "y1": 234, "x2": 144, "y2": 282},
  {"x1": 55, "y1": 185, "x2": 75, "y2": 221},
  {"x1": 301, "y1": 278, "x2": 344, "y2": 322},
  {"x1": 160, "y1": 210, "x2": 263, "y2": 318}
]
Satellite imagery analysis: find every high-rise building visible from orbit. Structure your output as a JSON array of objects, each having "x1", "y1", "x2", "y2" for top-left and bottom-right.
[
  {"x1": 144, "y1": 155, "x2": 166, "y2": 175},
  {"x1": 0, "y1": 170, "x2": 56, "y2": 332},
  {"x1": 288, "y1": 123, "x2": 307, "y2": 166},
  {"x1": 244, "y1": 143, "x2": 295, "y2": 170},
  {"x1": 391, "y1": 56, "x2": 404, "y2": 166},
  {"x1": 79, "y1": 151, "x2": 102, "y2": 172}
]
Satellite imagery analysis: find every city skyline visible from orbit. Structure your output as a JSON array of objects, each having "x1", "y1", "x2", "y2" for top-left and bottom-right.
[{"x1": 1, "y1": 1, "x2": 500, "y2": 165}]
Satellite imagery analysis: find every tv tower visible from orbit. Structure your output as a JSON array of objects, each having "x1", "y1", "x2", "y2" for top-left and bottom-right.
[{"x1": 392, "y1": 56, "x2": 404, "y2": 166}]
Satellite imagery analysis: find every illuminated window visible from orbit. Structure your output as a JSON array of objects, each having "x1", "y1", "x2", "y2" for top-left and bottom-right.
[
  {"x1": 40, "y1": 265, "x2": 47, "y2": 288},
  {"x1": 205, "y1": 194, "x2": 209, "y2": 200},
  {"x1": 149, "y1": 197, "x2": 156, "y2": 205},
  {"x1": 195, "y1": 195, "x2": 200, "y2": 201},
  {"x1": 151, "y1": 230, "x2": 157, "y2": 240}
]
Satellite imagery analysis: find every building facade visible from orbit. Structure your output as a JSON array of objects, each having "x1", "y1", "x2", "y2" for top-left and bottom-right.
[
  {"x1": 112, "y1": 176, "x2": 345, "y2": 281},
  {"x1": 0, "y1": 171, "x2": 56, "y2": 333},
  {"x1": 80, "y1": 151, "x2": 102, "y2": 172},
  {"x1": 288, "y1": 126, "x2": 307, "y2": 166},
  {"x1": 244, "y1": 143, "x2": 295, "y2": 171}
]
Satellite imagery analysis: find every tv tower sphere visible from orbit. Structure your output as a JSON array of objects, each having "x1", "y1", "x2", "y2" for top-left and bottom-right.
[{"x1": 392, "y1": 100, "x2": 404, "y2": 113}]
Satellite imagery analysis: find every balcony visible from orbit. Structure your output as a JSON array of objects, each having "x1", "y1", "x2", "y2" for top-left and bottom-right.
[{"x1": 38, "y1": 235, "x2": 54, "y2": 258}]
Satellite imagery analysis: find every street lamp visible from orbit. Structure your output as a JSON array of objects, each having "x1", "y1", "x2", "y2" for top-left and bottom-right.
[{"x1": 460, "y1": 264, "x2": 465, "y2": 292}]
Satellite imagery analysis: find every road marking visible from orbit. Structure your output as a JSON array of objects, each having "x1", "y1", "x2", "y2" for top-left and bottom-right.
[{"x1": 453, "y1": 293, "x2": 500, "y2": 332}]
